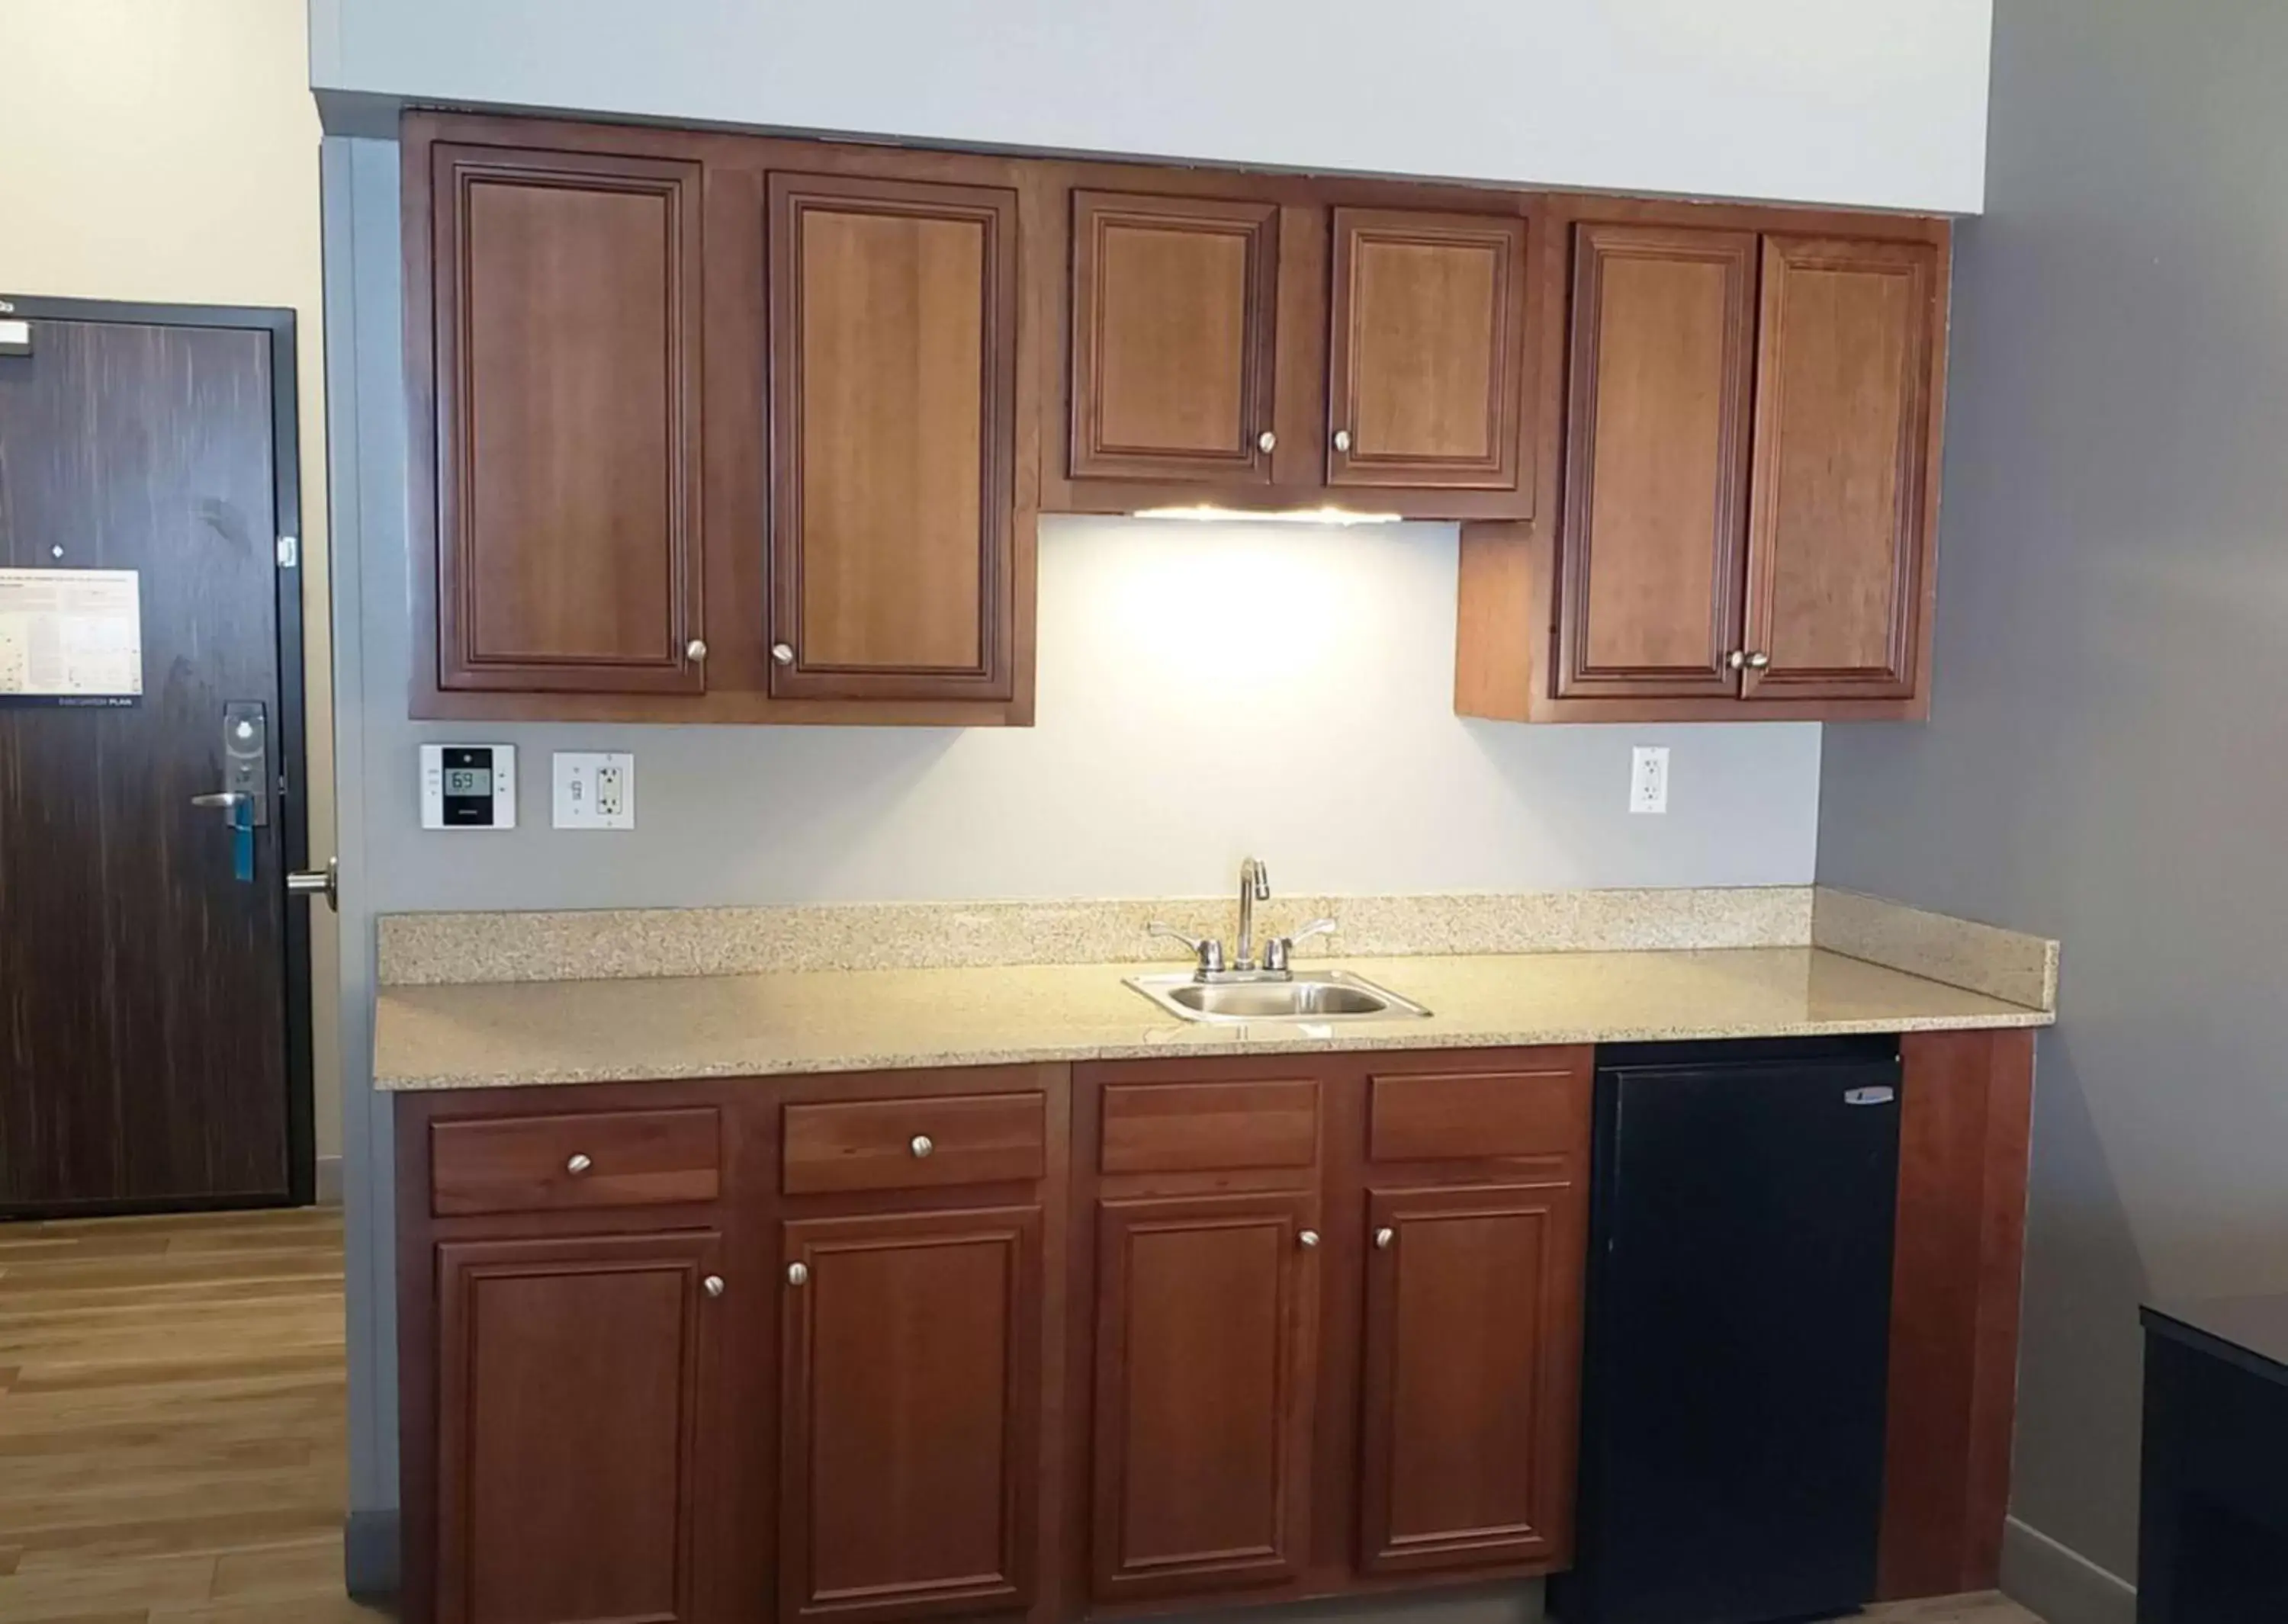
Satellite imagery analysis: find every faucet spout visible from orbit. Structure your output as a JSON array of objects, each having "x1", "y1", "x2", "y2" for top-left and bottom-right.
[{"x1": 1236, "y1": 857, "x2": 1271, "y2": 969}]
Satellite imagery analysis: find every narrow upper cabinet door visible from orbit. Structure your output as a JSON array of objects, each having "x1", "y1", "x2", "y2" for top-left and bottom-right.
[
  {"x1": 1555, "y1": 224, "x2": 1758, "y2": 698},
  {"x1": 1741, "y1": 236, "x2": 1940, "y2": 701},
  {"x1": 1327, "y1": 208, "x2": 1530, "y2": 504},
  {"x1": 430, "y1": 144, "x2": 705, "y2": 694},
  {"x1": 1068, "y1": 192, "x2": 1281, "y2": 483},
  {"x1": 767, "y1": 173, "x2": 1020, "y2": 702}
]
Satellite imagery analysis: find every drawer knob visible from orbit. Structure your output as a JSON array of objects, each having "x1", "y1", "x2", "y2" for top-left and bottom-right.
[
  {"x1": 686, "y1": 638, "x2": 708, "y2": 661},
  {"x1": 703, "y1": 1274, "x2": 725, "y2": 1298},
  {"x1": 565, "y1": 1153, "x2": 593, "y2": 1176},
  {"x1": 1297, "y1": 1229, "x2": 1320, "y2": 1250},
  {"x1": 786, "y1": 1262, "x2": 809, "y2": 1286},
  {"x1": 771, "y1": 643, "x2": 796, "y2": 666},
  {"x1": 1257, "y1": 429, "x2": 1277, "y2": 454},
  {"x1": 909, "y1": 1134, "x2": 934, "y2": 1159},
  {"x1": 1374, "y1": 1227, "x2": 1395, "y2": 1249},
  {"x1": 1333, "y1": 428, "x2": 1352, "y2": 454}
]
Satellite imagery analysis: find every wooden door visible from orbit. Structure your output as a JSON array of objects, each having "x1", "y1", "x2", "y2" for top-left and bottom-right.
[
  {"x1": 1357, "y1": 1184, "x2": 1583, "y2": 1575},
  {"x1": 433, "y1": 1231, "x2": 723, "y2": 1624},
  {"x1": 1555, "y1": 223, "x2": 1758, "y2": 698},
  {"x1": 766, "y1": 172, "x2": 1020, "y2": 703},
  {"x1": 1091, "y1": 1192, "x2": 1318, "y2": 1601},
  {"x1": 1743, "y1": 236, "x2": 1939, "y2": 701},
  {"x1": 779, "y1": 1208, "x2": 1043, "y2": 1624},
  {"x1": 426, "y1": 143, "x2": 705, "y2": 695},
  {"x1": 1327, "y1": 208, "x2": 1529, "y2": 502},
  {"x1": 1068, "y1": 191, "x2": 1281, "y2": 484},
  {"x1": 0, "y1": 310, "x2": 300, "y2": 1212}
]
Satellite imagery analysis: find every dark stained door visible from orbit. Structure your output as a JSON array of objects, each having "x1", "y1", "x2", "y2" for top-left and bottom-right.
[{"x1": 0, "y1": 311, "x2": 300, "y2": 1212}]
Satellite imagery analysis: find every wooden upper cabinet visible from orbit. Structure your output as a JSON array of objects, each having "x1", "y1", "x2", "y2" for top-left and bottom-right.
[
  {"x1": 428, "y1": 143, "x2": 705, "y2": 695},
  {"x1": 767, "y1": 172, "x2": 1020, "y2": 703},
  {"x1": 1091, "y1": 1192, "x2": 1318, "y2": 1603},
  {"x1": 1070, "y1": 192, "x2": 1282, "y2": 484},
  {"x1": 1556, "y1": 223, "x2": 1758, "y2": 698},
  {"x1": 779, "y1": 1208, "x2": 1042, "y2": 1624},
  {"x1": 1743, "y1": 236, "x2": 1939, "y2": 701},
  {"x1": 432, "y1": 1231, "x2": 722, "y2": 1624},
  {"x1": 1329, "y1": 208, "x2": 1531, "y2": 503}
]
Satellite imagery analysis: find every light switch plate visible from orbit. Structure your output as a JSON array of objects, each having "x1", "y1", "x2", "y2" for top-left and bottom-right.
[
  {"x1": 1629, "y1": 746, "x2": 1669, "y2": 815},
  {"x1": 553, "y1": 752, "x2": 636, "y2": 830}
]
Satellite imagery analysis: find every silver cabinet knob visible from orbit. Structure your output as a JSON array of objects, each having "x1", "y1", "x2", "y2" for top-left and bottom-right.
[
  {"x1": 1374, "y1": 1227, "x2": 1395, "y2": 1250},
  {"x1": 1297, "y1": 1229, "x2": 1320, "y2": 1250},
  {"x1": 565, "y1": 1153, "x2": 593, "y2": 1176},
  {"x1": 910, "y1": 1134, "x2": 934, "y2": 1159},
  {"x1": 703, "y1": 1274, "x2": 725, "y2": 1298},
  {"x1": 786, "y1": 1262, "x2": 809, "y2": 1286},
  {"x1": 771, "y1": 643, "x2": 795, "y2": 666},
  {"x1": 1726, "y1": 650, "x2": 1747, "y2": 670},
  {"x1": 1333, "y1": 428, "x2": 1352, "y2": 454},
  {"x1": 1257, "y1": 429, "x2": 1277, "y2": 453},
  {"x1": 686, "y1": 638, "x2": 707, "y2": 661},
  {"x1": 1746, "y1": 651, "x2": 1772, "y2": 669}
]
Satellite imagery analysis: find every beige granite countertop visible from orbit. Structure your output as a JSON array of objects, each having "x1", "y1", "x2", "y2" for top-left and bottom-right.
[{"x1": 372, "y1": 945, "x2": 2052, "y2": 1091}]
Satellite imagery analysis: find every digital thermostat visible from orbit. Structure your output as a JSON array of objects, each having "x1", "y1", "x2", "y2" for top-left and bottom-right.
[{"x1": 420, "y1": 743, "x2": 516, "y2": 830}]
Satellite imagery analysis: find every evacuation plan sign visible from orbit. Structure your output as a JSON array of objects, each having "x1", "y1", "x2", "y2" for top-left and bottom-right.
[{"x1": 0, "y1": 568, "x2": 143, "y2": 707}]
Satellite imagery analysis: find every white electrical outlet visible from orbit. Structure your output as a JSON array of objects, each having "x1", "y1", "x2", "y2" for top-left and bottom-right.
[
  {"x1": 1629, "y1": 746, "x2": 1669, "y2": 815},
  {"x1": 553, "y1": 752, "x2": 636, "y2": 830}
]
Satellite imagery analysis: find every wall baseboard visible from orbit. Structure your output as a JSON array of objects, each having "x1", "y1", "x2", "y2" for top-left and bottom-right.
[
  {"x1": 314, "y1": 1154, "x2": 344, "y2": 1206},
  {"x1": 2001, "y1": 1515, "x2": 2135, "y2": 1624},
  {"x1": 344, "y1": 1509, "x2": 400, "y2": 1604}
]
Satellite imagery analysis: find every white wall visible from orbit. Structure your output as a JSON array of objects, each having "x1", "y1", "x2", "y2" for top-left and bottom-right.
[
  {"x1": 308, "y1": 0, "x2": 1994, "y2": 213},
  {"x1": 0, "y1": 0, "x2": 341, "y2": 1163}
]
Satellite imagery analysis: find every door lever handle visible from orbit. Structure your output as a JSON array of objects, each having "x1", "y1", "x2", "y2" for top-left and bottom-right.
[{"x1": 190, "y1": 791, "x2": 252, "y2": 811}]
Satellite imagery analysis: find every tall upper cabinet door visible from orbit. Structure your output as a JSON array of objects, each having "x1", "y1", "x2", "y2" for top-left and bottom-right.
[
  {"x1": 427, "y1": 143, "x2": 705, "y2": 695},
  {"x1": 1743, "y1": 236, "x2": 1940, "y2": 701},
  {"x1": 1327, "y1": 208, "x2": 1531, "y2": 505},
  {"x1": 1555, "y1": 224, "x2": 1758, "y2": 698},
  {"x1": 768, "y1": 173, "x2": 1021, "y2": 703},
  {"x1": 1068, "y1": 192, "x2": 1281, "y2": 483}
]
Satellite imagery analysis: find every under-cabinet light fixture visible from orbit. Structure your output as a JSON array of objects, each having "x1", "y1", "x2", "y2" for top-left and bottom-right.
[{"x1": 1128, "y1": 504, "x2": 1406, "y2": 526}]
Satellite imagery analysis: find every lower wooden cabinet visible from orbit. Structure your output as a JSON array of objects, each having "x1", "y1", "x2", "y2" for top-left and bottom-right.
[
  {"x1": 432, "y1": 1231, "x2": 726, "y2": 1624},
  {"x1": 779, "y1": 1207, "x2": 1043, "y2": 1623},
  {"x1": 1089, "y1": 1193, "x2": 1319, "y2": 1600}
]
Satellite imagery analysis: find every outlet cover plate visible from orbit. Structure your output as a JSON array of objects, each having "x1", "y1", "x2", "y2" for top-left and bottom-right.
[
  {"x1": 553, "y1": 751, "x2": 636, "y2": 830},
  {"x1": 1629, "y1": 745, "x2": 1669, "y2": 815}
]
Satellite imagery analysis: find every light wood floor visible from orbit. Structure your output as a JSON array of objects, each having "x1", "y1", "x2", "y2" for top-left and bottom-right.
[
  {"x1": 0, "y1": 1206, "x2": 2042, "y2": 1624},
  {"x1": 0, "y1": 1204, "x2": 384, "y2": 1622}
]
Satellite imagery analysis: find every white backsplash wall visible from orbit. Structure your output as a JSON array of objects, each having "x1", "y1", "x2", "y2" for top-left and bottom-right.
[{"x1": 375, "y1": 516, "x2": 1824, "y2": 910}]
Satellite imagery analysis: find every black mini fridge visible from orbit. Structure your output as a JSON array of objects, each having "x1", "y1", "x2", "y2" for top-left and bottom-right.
[{"x1": 1550, "y1": 1038, "x2": 1904, "y2": 1624}]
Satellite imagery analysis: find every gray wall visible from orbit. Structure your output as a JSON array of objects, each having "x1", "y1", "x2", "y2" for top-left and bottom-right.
[{"x1": 1819, "y1": 0, "x2": 2288, "y2": 1606}]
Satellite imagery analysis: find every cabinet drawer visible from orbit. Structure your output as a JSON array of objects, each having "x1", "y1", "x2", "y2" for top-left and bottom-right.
[
  {"x1": 1100, "y1": 1079, "x2": 1320, "y2": 1173},
  {"x1": 1367, "y1": 1068, "x2": 1588, "y2": 1163},
  {"x1": 430, "y1": 1106, "x2": 721, "y2": 1217},
  {"x1": 782, "y1": 1092, "x2": 1047, "y2": 1196}
]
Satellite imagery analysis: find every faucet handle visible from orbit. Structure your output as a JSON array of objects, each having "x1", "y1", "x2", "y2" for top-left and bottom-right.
[
  {"x1": 1147, "y1": 922, "x2": 1226, "y2": 976},
  {"x1": 1261, "y1": 918, "x2": 1338, "y2": 974}
]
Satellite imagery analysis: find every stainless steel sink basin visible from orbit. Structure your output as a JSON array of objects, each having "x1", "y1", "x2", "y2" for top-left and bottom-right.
[{"x1": 1125, "y1": 969, "x2": 1432, "y2": 1024}]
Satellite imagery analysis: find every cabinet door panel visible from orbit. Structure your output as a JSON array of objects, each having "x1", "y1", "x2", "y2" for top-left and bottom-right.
[
  {"x1": 431, "y1": 144, "x2": 704, "y2": 694},
  {"x1": 1091, "y1": 1192, "x2": 1316, "y2": 1601},
  {"x1": 1556, "y1": 223, "x2": 1757, "y2": 698},
  {"x1": 780, "y1": 1208, "x2": 1041, "y2": 1624},
  {"x1": 435, "y1": 1231, "x2": 721, "y2": 1624},
  {"x1": 1329, "y1": 208, "x2": 1529, "y2": 501},
  {"x1": 1359, "y1": 1185, "x2": 1581, "y2": 1575},
  {"x1": 1069, "y1": 192, "x2": 1281, "y2": 483},
  {"x1": 768, "y1": 173, "x2": 1018, "y2": 701},
  {"x1": 1744, "y1": 236, "x2": 1939, "y2": 700}
]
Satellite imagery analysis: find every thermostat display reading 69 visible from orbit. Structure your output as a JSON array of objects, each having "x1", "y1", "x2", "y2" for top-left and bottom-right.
[{"x1": 420, "y1": 744, "x2": 516, "y2": 830}]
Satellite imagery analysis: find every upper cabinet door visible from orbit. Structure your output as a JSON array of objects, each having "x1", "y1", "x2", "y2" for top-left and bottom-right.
[
  {"x1": 1327, "y1": 208, "x2": 1531, "y2": 505},
  {"x1": 1555, "y1": 223, "x2": 1759, "y2": 699},
  {"x1": 429, "y1": 144, "x2": 705, "y2": 695},
  {"x1": 1743, "y1": 236, "x2": 1939, "y2": 701},
  {"x1": 1068, "y1": 191, "x2": 1282, "y2": 484},
  {"x1": 767, "y1": 172, "x2": 1020, "y2": 703}
]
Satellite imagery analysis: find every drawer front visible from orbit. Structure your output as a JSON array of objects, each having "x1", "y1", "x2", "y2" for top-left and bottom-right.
[
  {"x1": 1367, "y1": 1068, "x2": 1588, "y2": 1163},
  {"x1": 782, "y1": 1092, "x2": 1047, "y2": 1196},
  {"x1": 1100, "y1": 1079, "x2": 1321, "y2": 1174},
  {"x1": 430, "y1": 1106, "x2": 721, "y2": 1217}
]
